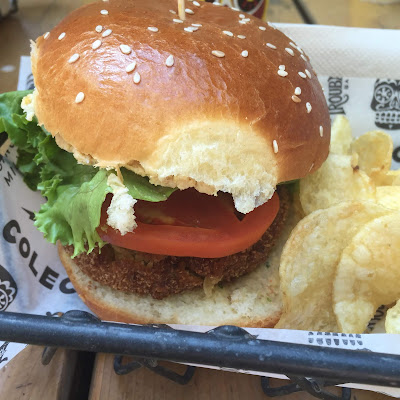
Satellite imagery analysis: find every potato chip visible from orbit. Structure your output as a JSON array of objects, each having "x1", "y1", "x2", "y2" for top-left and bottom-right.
[
  {"x1": 333, "y1": 213, "x2": 400, "y2": 333},
  {"x1": 330, "y1": 115, "x2": 352, "y2": 155},
  {"x1": 276, "y1": 202, "x2": 390, "y2": 332},
  {"x1": 375, "y1": 170, "x2": 400, "y2": 186},
  {"x1": 351, "y1": 131, "x2": 393, "y2": 184},
  {"x1": 386, "y1": 300, "x2": 400, "y2": 334},
  {"x1": 300, "y1": 154, "x2": 376, "y2": 215},
  {"x1": 377, "y1": 186, "x2": 400, "y2": 210}
]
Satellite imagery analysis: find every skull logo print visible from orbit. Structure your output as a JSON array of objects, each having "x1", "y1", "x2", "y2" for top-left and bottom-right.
[
  {"x1": 371, "y1": 79, "x2": 400, "y2": 130},
  {"x1": 0, "y1": 264, "x2": 18, "y2": 311}
]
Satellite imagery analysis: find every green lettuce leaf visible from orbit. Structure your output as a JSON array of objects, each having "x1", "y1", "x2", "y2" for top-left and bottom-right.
[
  {"x1": 123, "y1": 170, "x2": 175, "y2": 202},
  {"x1": 1, "y1": 90, "x2": 176, "y2": 255},
  {"x1": 0, "y1": 90, "x2": 43, "y2": 189},
  {"x1": 0, "y1": 90, "x2": 33, "y2": 139},
  {"x1": 35, "y1": 169, "x2": 110, "y2": 256},
  {"x1": 36, "y1": 168, "x2": 176, "y2": 256}
]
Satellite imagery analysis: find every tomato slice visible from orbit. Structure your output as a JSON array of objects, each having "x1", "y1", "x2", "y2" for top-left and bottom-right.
[{"x1": 99, "y1": 189, "x2": 279, "y2": 258}]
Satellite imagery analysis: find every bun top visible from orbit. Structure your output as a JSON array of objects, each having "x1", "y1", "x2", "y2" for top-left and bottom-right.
[{"x1": 31, "y1": 0, "x2": 330, "y2": 214}]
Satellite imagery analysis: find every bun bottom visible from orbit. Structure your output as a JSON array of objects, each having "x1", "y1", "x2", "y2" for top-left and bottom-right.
[{"x1": 58, "y1": 198, "x2": 300, "y2": 327}]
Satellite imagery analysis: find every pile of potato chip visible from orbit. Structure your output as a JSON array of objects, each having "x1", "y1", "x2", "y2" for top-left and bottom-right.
[{"x1": 276, "y1": 116, "x2": 400, "y2": 334}]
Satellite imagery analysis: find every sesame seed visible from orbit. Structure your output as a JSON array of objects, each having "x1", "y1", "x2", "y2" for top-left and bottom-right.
[
  {"x1": 242, "y1": 18, "x2": 250, "y2": 22},
  {"x1": 68, "y1": 53, "x2": 80, "y2": 63},
  {"x1": 298, "y1": 71, "x2": 307, "y2": 79},
  {"x1": 319, "y1": 126, "x2": 324, "y2": 137},
  {"x1": 279, "y1": 65, "x2": 285, "y2": 70},
  {"x1": 273, "y1": 140, "x2": 278, "y2": 154},
  {"x1": 294, "y1": 87, "x2": 301, "y2": 95},
  {"x1": 301, "y1": 54, "x2": 307, "y2": 61},
  {"x1": 95, "y1": 25, "x2": 103, "y2": 33},
  {"x1": 309, "y1": 163, "x2": 314, "y2": 172},
  {"x1": 185, "y1": 8, "x2": 194, "y2": 14},
  {"x1": 169, "y1": 9, "x2": 177, "y2": 14},
  {"x1": 306, "y1": 102, "x2": 312, "y2": 113},
  {"x1": 133, "y1": 72, "x2": 141, "y2": 84},
  {"x1": 92, "y1": 39, "x2": 102, "y2": 50},
  {"x1": 193, "y1": 1, "x2": 200, "y2": 6},
  {"x1": 223, "y1": 30, "x2": 234, "y2": 37},
  {"x1": 44, "y1": 32, "x2": 50, "y2": 39},
  {"x1": 173, "y1": 18, "x2": 184, "y2": 23},
  {"x1": 58, "y1": 32, "x2": 66, "y2": 40},
  {"x1": 239, "y1": 13, "x2": 245, "y2": 18},
  {"x1": 213, "y1": 1, "x2": 221, "y2": 5},
  {"x1": 192, "y1": 23, "x2": 202, "y2": 27},
  {"x1": 289, "y1": 42, "x2": 296, "y2": 48},
  {"x1": 102, "y1": 29, "x2": 112, "y2": 37},
  {"x1": 241, "y1": 50, "x2": 248, "y2": 58},
  {"x1": 148, "y1": 26, "x2": 159, "y2": 32},
  {"x1": 291, "y1": 95, "x2": 301, "y2": 103},
  {"x1": 184, "y1": 27, "x2": 196, "y2": 32},
  {"x1": 237, "y1": 35, "x2": 246, "y2": 39},
  {"x1": 211, "y1": 50, "x2": 225, "y2": 58},
  {"x1": 278, "y1": 70, "x2": 288, "y2": 77},
  {"x1": 120, "y1": 44, "x2": 132, "y2": 54},
  {"x1": 305, "y1": 69, "x2": 312, "y2": 78},
  {"x1": 285, "y1": 48, "x2": 294, "y2": 56},
  {"x1": 297, "y1": 46, "x2": 304, "y2": 54},
  {"x1": 166, "y1": 54, "x2": 174, "y2": 67},
  {"x1": 259, "y1": 26, "x2": 267, "y2": 31},
  {"x1": 125, "y1": 62, "x2": 137, "y2": 73},
  {"x1": 239, "y1": 20, "x2": 247, "y2": 25},
  {"x1": 266, "y1": 43, "x2": 276, "y2": 49},
  {"x1": 100, "y1": 9, "x2": 108, "y2": 15},
  {"x1": 75, "y1": 92, "x2": 85, "y2": 104}
]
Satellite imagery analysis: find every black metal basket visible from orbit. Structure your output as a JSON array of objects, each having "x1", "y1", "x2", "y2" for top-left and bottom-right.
[{"x1": 1, "y1": 310, "x2": 400, "y2": 399}]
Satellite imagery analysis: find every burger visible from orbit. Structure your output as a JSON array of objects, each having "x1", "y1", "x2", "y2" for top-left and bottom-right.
[{"x1": 1, "y1": 0, "x2": 330, "y2": 327}]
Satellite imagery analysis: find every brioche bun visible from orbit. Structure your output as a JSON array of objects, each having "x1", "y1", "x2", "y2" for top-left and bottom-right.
[{"x1": 31, "y1": 0, "x2": 330, "y2": 213}]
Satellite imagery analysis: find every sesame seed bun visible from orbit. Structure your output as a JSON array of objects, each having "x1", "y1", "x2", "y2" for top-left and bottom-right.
[{"x1": 31, "y1": 0, "x2": 330, "y2": 214}]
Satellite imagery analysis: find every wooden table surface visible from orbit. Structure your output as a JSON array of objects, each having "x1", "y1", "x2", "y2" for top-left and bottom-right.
[{"x1": 1, "y1": 1, "x2": 400, "y2": 399}]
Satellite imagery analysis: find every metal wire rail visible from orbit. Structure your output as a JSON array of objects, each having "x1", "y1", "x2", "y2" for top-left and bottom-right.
[{"x1": 1, "y1": 310, "x2": 400, "y2": 394}]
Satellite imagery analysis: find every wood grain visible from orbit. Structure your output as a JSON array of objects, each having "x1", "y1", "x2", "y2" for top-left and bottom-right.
[
  {"x1": 0, "y1": 345, "x2": 77, "y2": 400},
  {"x1": 89, "y1": 355, "x2": 394, "y2": 400},
  {"x1": 303, "y1": 0, "x2": 400, "y2": 28},
  {"x1": 267, "y1": 0, "x2": 304, "y2": 23}
]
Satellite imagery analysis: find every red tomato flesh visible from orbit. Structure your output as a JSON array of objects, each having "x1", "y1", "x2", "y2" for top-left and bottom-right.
[{"x1": 99, "y1": 189, "x2": 279, "y2": 258}]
